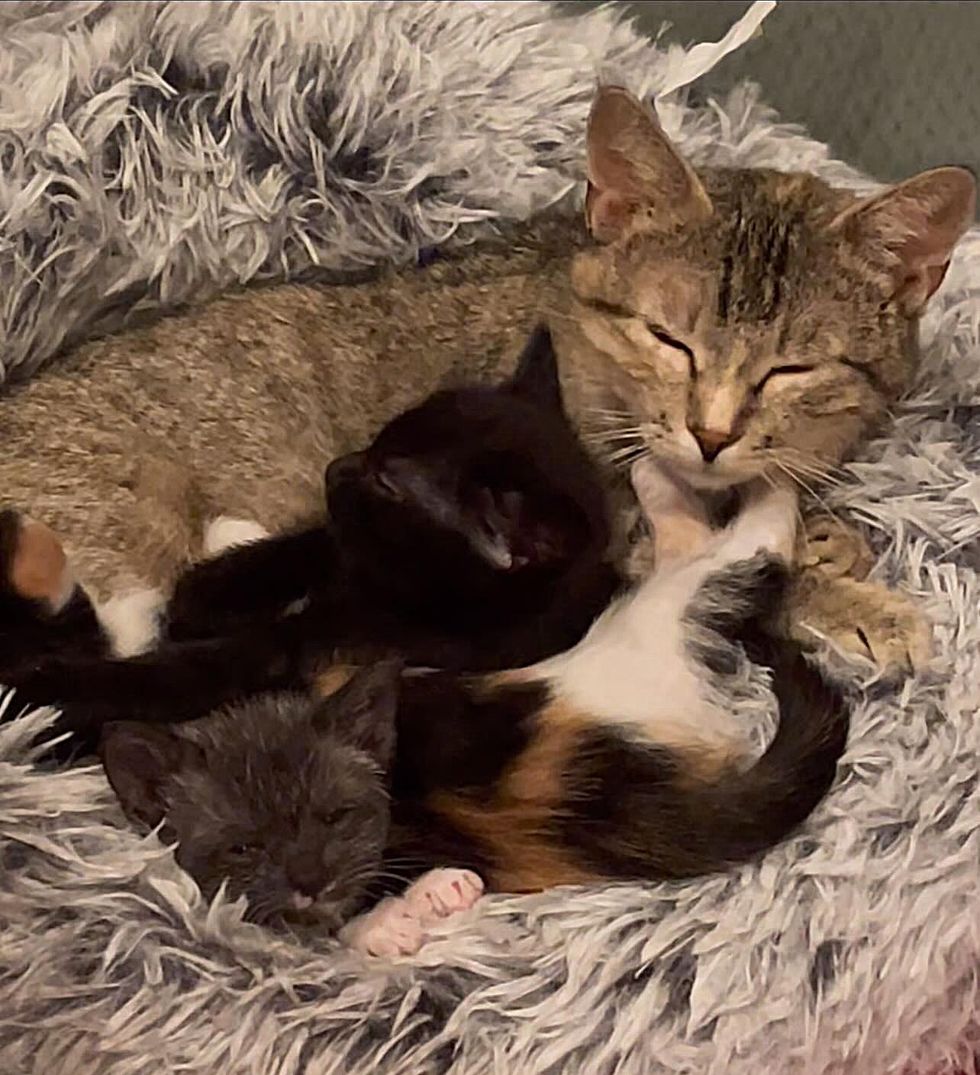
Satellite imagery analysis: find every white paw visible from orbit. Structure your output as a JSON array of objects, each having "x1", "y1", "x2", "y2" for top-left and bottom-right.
[
  {"x1": 96, "y1": 586, "x2": 165, "y2": 657},
  {"x1": 202, "y1": 516, "x2": 269, "y2": 557},
  {"x1": 403, "y1": 868, "x2": 485, "y2": 925},
  {"x1": 730, "y1": 482, "x2": 799, "y2": 563},
  {"x1": 340, "y1": 897, "x2": 424, "y2": 958}
]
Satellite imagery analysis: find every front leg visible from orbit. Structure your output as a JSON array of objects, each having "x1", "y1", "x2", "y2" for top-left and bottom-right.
[
  {"x1": 166, "y1": 523, "x2": 334, "y2": 641},
  {"x1": 789, "y1": 516, "x2": 932, "y2": 676},
  {"x1": 0, "y1": 509, "x2": 107, "y2": 674}
]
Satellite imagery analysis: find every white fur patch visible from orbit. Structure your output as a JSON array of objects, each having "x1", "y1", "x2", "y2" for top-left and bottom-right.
[
  {"x1": 340, "y1": 869, "x2": 484, "y2": 958},
  {"x1": 538, "y1": 483, "x2": 798, "y2": 754},
  {"x1": 203, "y1": 517, "x2": 269, "y2": 558},
  {"x1": 96, "y1": 587, "x2": 166, "y2": 658}
]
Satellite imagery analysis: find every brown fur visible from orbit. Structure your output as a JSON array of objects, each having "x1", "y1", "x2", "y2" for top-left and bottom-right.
[
  {"x1": 427, "y1": 701, "x2": 603, "y2": 891},
  {"x1": 1, "y1": 88, "x2": 972, "y2": 670},
  {"x1": 9, "y1": 518, "x2": 70, "y2": 606}
]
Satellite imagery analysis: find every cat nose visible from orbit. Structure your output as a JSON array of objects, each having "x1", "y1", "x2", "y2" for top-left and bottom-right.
[
  {"x1": 688, "y1": 425, "x2": 737, "y2": 463},
  {"x1": 285, "y1": 855, "x2": 327, "y2": 898}
]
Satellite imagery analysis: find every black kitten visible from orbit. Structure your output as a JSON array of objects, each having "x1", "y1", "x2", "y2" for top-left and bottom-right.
[
  {"x1": 166, "y1": 324, "x2": 614, "y2": 668},
  {"x1": 1, "y1": 327, "x2": 619, "y2": 747}
]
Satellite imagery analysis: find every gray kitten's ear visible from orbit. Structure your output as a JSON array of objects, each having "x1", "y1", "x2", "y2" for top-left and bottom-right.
[
  {"x1": 100, "y1": 722, "x2": 200, "y2": 830},
  {"x1": 508, "y1": 325, "x2": 563, "y2": 413},
  {"x1": 313, "y1": 661, "x2": 401, "y2": 770},
  {"x1": 829, "y1": 167, "x2": 976, "y2": 314}
]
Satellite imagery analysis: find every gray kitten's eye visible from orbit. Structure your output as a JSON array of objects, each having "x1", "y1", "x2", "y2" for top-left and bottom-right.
[
  {"x1": 318, "y1": 806, "x2": 353, "y2": 825},
  {"x1": 754, "y1": 364, "x2": 814, "y2": 394},
  {"x1": 228, "y1": 843, "x2": 256, "y2": 857}
]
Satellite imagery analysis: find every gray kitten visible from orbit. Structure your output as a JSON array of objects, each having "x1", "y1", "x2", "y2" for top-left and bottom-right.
[
  {"x1": 101, "y1": 664, "x2": 397, "y2": 930},
  {"x1": 101, "y1": 661, "x2": 484, "y2": 956}
]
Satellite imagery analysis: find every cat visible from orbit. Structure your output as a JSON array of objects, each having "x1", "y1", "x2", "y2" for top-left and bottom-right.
[
  {"x1": 0, "y1": 327, "x2": 619, "y2": 749},
  {"x1": 164, "y1": 323, "x2": 617, "y2": 669},
  {"x1": 98, "y1": 661, "x2": 485, "y2": 957},
  {"x1": 99, "y1": 466, "x2": 849, "y2": 937},
  {"x1": 0, "y1": 85, "x2": 971, "y2": 669}
]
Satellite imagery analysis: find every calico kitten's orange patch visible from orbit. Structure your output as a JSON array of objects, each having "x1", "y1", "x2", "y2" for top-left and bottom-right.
[
  {"x1": 428, "y1": 698, "x2": 604, "y2": 892},
  {"x1": 9, "y1": 518, "x2": 72, "y2": 609}
]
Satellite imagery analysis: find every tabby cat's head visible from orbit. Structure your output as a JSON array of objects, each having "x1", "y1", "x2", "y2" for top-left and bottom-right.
[{"x1": 567, "y1": 86, "x2": 975, "y2": 490}]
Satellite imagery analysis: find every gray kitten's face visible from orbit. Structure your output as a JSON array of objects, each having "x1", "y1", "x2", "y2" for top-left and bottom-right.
[
  {"x1": 167, "y1": 709, "x2": 389, "y2": 926},
  {"x1": 101, "y1": 665, "x2": 399, "y2": 929}
]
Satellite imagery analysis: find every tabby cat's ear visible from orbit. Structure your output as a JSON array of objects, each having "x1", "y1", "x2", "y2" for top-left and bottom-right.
[
  {"x1": 829, "y1": 167, "x2": 976, "y2": 314},
  {"x1": 509, "y1": 324, "x2": 563, "y2": 413},
  {"x1": 313, "y1": 661, "x2": 400, "y2": 770},
  {"x1": 585, "y1": 85, "x2": 712, "y2": 242},
  {"x1": 100, "y1": 723, "x2": 200, "y2": 830}
]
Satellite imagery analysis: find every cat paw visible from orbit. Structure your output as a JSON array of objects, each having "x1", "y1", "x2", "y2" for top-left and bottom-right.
[
  {"x1": 799, "y1": 516, "x2": 874, "y2": 581},
  {"x1": 403, "y1": 868, "x2": 484, "y2": 924},
  {"x1": 0, "y1": 508, "x2": 75, "y2": 613},
  {"x1": 791, "y1": 573, "x2": 933, "y2": 677},
  {"x1": 95, "y1": 587, "x2": 164, "y2": 657},
  {"x1": 202, "y1": 516, "x2": 269, "y2": 558},
  {"x1": 728, "y1": 482, "x2": 799, "y2": 565},
  {"x1": 340, "y1": 896, "x2": 424, "y2": 958}
]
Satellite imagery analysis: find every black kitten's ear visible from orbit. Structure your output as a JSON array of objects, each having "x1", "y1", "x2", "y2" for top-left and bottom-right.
[
  {"x1": 509, "y1": 324, "x2": 563, "y2": 413},
  {"x1": 324, "y1": 451, "x2": 365, "y2": 497},
  {"x1": 100, "y1": 723, "x2": 200, "y2": 830},
  {"x1": 313, "y1": 661, "x2": 401, "y2": 770}
]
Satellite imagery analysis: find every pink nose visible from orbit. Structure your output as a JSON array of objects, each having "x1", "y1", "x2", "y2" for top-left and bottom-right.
[
  {"x1": 291, "y1": 892, "x2": 314, "y2": 911},
  {"x1": 688, "y1": 426, "x2": 736, "y2": 463}
]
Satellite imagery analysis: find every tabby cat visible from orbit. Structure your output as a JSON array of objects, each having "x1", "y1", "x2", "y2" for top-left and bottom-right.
[{"x1": 0, "y1": 86, "x2": 972, "y2": 671}]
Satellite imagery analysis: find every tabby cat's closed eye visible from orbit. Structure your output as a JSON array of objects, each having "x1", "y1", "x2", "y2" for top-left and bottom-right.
[{"x1": 753, "y1": 365, "x2": 814, "y2": 394}]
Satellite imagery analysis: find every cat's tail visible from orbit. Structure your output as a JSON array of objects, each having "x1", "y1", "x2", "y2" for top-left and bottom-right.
[
  {"x1": 688, "y1": 635, "x2": 849, "y2": 869},
  {"x1": 559, "y1": 634, "x2": 849, "y2": 881}
]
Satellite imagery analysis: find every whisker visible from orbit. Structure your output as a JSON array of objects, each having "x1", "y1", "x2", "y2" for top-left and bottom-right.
[{"x1": 773, "y1": 459, "x2": 844, "y2": 526}]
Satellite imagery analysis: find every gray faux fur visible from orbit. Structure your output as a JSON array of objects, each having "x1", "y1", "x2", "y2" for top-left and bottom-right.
[{"x1": 2, "y1": 2, "x2": 980, "y2": 1074}]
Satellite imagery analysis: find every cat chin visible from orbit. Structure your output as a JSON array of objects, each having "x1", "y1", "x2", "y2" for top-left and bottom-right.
[{"x1": 650, "y1": 457, "x2": 756, "y2": 493}]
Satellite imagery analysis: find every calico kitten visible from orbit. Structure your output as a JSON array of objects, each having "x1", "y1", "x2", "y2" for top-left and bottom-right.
[
  {"x1": 100, "y1": 469, "x2": 848, "y2": 928},
  {"x1": 99, "y1": 661, "x2": 484, "y2": 956},
  {"x1": 0, "y1": 328, "x2": 618, "y2": 748},
  {"x1": 0, "y1": 88, "x2": 970, "y2": 670},
  {"x1": 387, "y1": 473, "x2": 849, "y2": 890}
]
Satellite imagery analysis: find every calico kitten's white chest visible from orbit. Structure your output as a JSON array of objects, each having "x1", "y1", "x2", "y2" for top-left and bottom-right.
[{"x1": 538, "y1": 568, "x2": 736, "y2": 753}]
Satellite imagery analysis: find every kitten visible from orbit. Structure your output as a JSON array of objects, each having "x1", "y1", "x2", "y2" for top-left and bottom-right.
[
  {"x1": 99, "y1": 662, "x2": 484, "y2": 956},
  {"x1": 100, "y1": 469, "x2": 849, "y2": 922},
  {"x1": 387, "y1": 472, "x2": 849, "y2": 890},
  {"x1": 0, "y1": 87, "x2": 970, "y2": 669},
  {"x1": 0, "y1": 328, "x2": 619, "y2": 748},
  {"x1": 165, "y1": 323, "x2": 616, "y2": 670}
]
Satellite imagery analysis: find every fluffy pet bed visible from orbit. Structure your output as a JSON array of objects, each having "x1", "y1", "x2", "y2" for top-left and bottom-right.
[{"x1": 2, "y1": 3, "x2": 979, "y2": 1073}]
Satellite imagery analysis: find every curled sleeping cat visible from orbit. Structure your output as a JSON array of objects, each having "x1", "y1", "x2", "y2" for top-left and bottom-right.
[
  {"x1": 0, "y1": 87, "x2": 972, "y2": 675},
  {"x1": 0, "y1": 327, "x2": 620, "y2": 749},
  {"x1": 92, "y1": 467, "x2": 846, "y2": 955}
]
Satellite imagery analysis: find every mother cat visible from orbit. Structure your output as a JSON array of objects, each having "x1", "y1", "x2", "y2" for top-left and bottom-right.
[{"x1": 1, "y1": 87, "x2": 973, "y2": 671}]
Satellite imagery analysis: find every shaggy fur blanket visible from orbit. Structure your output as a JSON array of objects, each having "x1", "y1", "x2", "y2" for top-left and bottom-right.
[{"x1": 2, "y1": 3, "x2": 980, "y2": 1074}]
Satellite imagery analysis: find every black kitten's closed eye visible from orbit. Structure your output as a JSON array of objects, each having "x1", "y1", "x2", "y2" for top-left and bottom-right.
[
  {"x1": 318, "y1": 806, "x2": 353, "y2": 825},
  {"x1": 371, "y1": 470, "x2": 403, "y2": 500},
  {"x1": 754, "y1": 365, "x2": 814, "y2": 394}
]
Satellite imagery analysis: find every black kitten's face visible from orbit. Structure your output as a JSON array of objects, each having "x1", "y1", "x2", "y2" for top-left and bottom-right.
[
  {"x1": 326, "y1": 327, "x2": 609, "y2": 604},
  {"x1": 101, "y1": 665, "x2": 399, "y2": 929}
]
